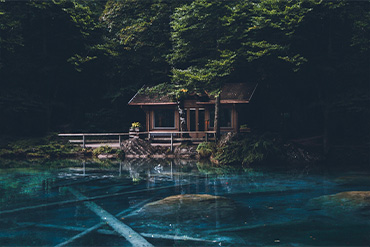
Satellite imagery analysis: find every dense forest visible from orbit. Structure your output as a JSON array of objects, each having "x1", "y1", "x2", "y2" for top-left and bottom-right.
[{"x1": 0, "y1": 0, "x2": 369, "y2": 151}]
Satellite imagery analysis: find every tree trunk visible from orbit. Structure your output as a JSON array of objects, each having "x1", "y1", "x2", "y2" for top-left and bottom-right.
[
  {"x1": 214, "y1": 95, "x2": 220, "y2": 140},
  {"x1": 177, "y1": 99, "x2": 189, "y2": 138}
]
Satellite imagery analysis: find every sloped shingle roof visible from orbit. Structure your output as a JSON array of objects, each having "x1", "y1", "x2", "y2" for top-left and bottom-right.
[{"x1": 128, "y1": 82, "x2": 258, "y2": 105}]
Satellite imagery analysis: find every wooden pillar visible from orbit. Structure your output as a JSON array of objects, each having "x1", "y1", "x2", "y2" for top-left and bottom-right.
[
  {"x1": 233, "y1": 104, "x2": 239, "y2": 133},
  {"x1": 146, "y1": 110, "x2": 150, "y2": 132},
  {"x1": 170, "y1": 133, "x2": 173, "y2": 151},
  {"x1": 82, "y1": 135, "x2": 85, "y2": 149},
  {"x1": 195, "y1": 108, "x2": 199, "y2": 131},
  {"x1": 214, "y1": 95, "x2": 220, "y2": 140},
  {"x1": 186, "y1": 108, "x2": 190, "y2": 133},
  {"x1": 205, "y1": 108, "x2": 209, "y2": 131},
  {"x1": 118, "y1": 135, "x2": 121, "y2": 147}
]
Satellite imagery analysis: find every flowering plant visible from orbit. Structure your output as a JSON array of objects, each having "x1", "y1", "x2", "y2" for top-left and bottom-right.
[{"x1": 131, "y1": 122, "x2": 141, "y2": 129}]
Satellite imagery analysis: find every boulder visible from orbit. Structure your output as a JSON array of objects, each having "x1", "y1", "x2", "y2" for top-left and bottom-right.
[
  {"x1": 309, "y1": 191, "x2": 370, "y2": 215},
  {"x1": 334, "y1": 175, "x2": 370, "y2": 186},
  {"x1": 97, "y1": 154, "x2": 116, "y2": 159},
  {"x1": 121, "y1": 138, "x2": 156, "y2": 157},
  {"x1": 139, "y1": 194, "x2": 236, "y2": 220},
  {"x1": 174, "y1": 144, "x2": 198, "y2": 159}
]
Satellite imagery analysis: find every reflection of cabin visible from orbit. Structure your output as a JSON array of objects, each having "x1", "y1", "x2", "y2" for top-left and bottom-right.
[{"x1": 128, "y1": 83, "x2": 258, "y2": 138}]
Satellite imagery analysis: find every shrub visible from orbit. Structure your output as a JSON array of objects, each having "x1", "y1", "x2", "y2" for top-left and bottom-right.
[
  {"x1": 92, "y1": 145, "x2": 115, "y2": 157},
  {"x1": 215, "y1": 133, "x2": 280, "y2": 166},
  {"x1": 196, "y1": 142, "x2": 217, "y2": 158}
]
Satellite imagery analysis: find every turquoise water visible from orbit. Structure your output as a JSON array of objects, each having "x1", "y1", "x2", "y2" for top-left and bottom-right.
[{"x1": 0, "y1": 159, "x2": 370, "y2": 246}]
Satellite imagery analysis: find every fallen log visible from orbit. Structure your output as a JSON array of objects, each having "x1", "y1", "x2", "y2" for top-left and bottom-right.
[
  {"x1": 206, "y1": 220, "x2": 305, "y2": 234},
  {"x1": 19, "y1": 222, "x2": 220, "y2": 243},
  {"x1": 0, "y1": 183, "x2": 192, "y2": 216},
  {"x1": 66, "y1": 187, "x2": 153, "y2": 247},
  {"x1": 55, "y1": 224, "x2": 103, "y2": 247},
  {"x1": 55, "y1": 197, "x2": 153, "y2": 247},
  {"x1": 140, "y1": 233, "x2": 217, "y2": 243}
]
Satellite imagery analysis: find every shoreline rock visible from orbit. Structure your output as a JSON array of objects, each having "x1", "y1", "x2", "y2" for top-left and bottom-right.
[
  {"x1": 309, "y1": 191, "x2": 370, "y2": 216},
  {"x1": 120, "y1": 138, "x2": 198, "y2": 159},
  {"x1": 137, "y1": 194, "x2": 236, "y2": 221}
]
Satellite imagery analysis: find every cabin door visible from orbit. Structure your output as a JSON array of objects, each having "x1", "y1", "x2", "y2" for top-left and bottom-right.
[
  {"x1": 189, "y1": 108, "x2": 196, "y2": 135},
  {"x1": 198, "y1": 108, "x2": 205, "y2": 131},
  {"x1": 188, "y1": 108, "x2": 206, "y2": 138}
]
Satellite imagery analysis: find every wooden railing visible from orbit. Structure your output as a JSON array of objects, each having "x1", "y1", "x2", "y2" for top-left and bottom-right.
[{"x1": 58, "y1": 131, "x2": 216, "y2": 151}]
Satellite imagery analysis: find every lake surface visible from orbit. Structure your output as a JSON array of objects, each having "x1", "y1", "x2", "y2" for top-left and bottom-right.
[{"x1": 1, "y1": 159, "x2": 370, "y2": 246}]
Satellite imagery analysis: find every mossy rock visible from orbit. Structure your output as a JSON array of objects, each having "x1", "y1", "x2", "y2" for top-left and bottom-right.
[
  {"x1": 196, "y1": 142, "x2": 217, "y2": 159},
  {"x1": 334, "y1": 175, "x2": 370, "y2": 186},
  {"x1": 139, "y1": 194, "x2": 236, "y2": 221},
  {"x1": 309, "y1": 191, "x2": 370, "y2": 216}
]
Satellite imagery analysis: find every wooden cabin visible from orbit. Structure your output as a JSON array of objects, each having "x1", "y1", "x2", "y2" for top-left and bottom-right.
[{"x1": 128, "y1": 82, "x2": 258, "y2": 138}]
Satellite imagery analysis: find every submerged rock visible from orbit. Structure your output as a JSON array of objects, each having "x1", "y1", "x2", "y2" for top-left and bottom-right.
[
  {"x1": 174, "y1": 144, "x2": 198, "y2": 158},
  {"x1": 309, "y1": 191, "x2": 370, "y2": 215},
  {"x1": 139, "y1": 194, "x2": 236, "y2": 220},
  {"x1": 334, "y1": 175, "x2": 370, "y2": 186}
]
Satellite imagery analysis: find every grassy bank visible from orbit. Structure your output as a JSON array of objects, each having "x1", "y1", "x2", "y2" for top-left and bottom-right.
[
  {"x1": 196, "y1": 132, "x2": 370, "y2": 170},
  {"x1": 0, "y1": 134, "x2": 91, "y2": 159},
  {"x1": 197, "y1": 133, "x2": 283, "y2": 167}
]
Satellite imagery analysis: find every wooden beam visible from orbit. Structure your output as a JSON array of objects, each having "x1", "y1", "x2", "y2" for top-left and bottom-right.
[
  {"x1": 55, "y1": 197, "x2": 153, "y2": 247},
  {"x1": 0, "y1": 183, "x2": 192, "y2": 216},
  {"x1": 66, "y1": 187, "x2": 153, "y2": 247},
  {"x1": 19, "y1": 222, "x2": 219, "y2": 243}
]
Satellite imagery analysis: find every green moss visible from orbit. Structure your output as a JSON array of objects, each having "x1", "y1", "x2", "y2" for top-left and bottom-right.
[
  {"x1": 0, "y1": 133, "x2": 91, "y2": 160},
  {"x1": 215, "y1": 133, "x2": 281, "y2": 166},
  {"x1": 196, "y1": 142, "x2": 217, "y2": 158},
  {"x1": 196, "y1": 160, "x2": 241, "y2": 175},
  {"x1": 197, "y1": 133, "x2": 282, "y2": 166},
  {"x1": 92, "y1": 145, "x2": 115, "y2": 157}
]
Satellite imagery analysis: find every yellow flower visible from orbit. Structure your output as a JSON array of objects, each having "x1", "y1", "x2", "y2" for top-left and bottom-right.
[{"x1": 181, "y1": 89, "x2": 188, "y2": 92}]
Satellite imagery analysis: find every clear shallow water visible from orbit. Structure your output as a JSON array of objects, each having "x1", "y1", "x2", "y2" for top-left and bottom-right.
[{"x1": 0, "y1": 159, "x2": 370, "y2": 246}]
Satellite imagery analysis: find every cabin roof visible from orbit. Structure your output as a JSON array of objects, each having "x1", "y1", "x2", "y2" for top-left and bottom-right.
[{"x1": 128, "y1": 82, "x2": 258, "y2": 105}]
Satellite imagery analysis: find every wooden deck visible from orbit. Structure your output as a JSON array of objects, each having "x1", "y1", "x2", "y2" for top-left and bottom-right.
[{"x1": 58, "y1": 131, "x2": 216, "y2": 151}]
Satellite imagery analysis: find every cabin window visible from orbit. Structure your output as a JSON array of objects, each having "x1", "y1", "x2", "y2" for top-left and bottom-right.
[
  {"x1": 154, "y1": 109, "x2": 175, "y2": 128},
  {"x1": 209, "y1": 108, "x2": 232, "y2": 128}
]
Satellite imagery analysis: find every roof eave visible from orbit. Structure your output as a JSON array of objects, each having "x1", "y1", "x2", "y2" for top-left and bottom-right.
[{"x1": 128, "y1": 102, "x2": 177, "y2": 106}]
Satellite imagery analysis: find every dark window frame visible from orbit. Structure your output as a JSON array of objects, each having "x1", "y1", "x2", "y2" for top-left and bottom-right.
[
  {"x1": 153, "y1": 109, "x2": 176, "y2": 129},
  {"x1": 209, "y1": 107, "x2": 232, "y2": 128}
]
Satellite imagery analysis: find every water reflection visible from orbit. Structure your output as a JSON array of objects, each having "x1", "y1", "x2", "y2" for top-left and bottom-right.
[{"x1": 0, "y1": 159, "x2": 370, "y2": 246}]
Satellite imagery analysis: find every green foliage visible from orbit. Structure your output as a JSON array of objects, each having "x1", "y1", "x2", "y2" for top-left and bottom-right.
[
  {"x1": 0, "y1": 134, "x2": 87, "y2": 159},
  {"x1": 1, "y1": 0, "x2": 369, "y2": 150},
  {"x1": 92, "y1": 145, "x2": 115, "y2": 156},
  {"x1": 196, "y1": 160, "x2": 241, "y2": 175},
  {"x1": 215, "y1": 134, "x2": 281, "y2": 166},
  {"x1": 131, "y1": 122, "x2": 141, "y2": 129},
  {"x1": 196, "y1": 142, "x2": 217, "y2": 159}
]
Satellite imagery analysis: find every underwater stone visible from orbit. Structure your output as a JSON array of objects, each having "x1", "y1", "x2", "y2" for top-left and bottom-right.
[
  {"x1": 139, "y1": 194, "x2": 235, "y2": 220},
  {"x1": 173, "y1": 145, "x2": 198, "y2": 158},
  {"x1": 334, "y1": 176, "x2": 370, "y2": 186},
  {"x1": 309, "y1": 191, "x2": 370, "y2": 213}
]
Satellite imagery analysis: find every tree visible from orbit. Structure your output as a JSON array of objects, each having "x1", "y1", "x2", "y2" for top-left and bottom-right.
[{"x1": 167, "y1": 0, "x2": 316, "y2": 137}]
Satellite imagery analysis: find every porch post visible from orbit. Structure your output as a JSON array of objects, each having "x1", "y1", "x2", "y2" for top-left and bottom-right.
[{"x1": 170, "y1": 133, "x2": 173, "y2": 151}]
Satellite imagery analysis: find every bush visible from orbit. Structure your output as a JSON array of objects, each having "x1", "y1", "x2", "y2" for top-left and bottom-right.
[
  {"x1": 215, "y1": 133, "x2": 281, "y2": 166},
  {"x1": 92, "y1": 145, "x2": 115, "y2": 157},
  {"x1": 196, "y1": 142, "x2": 217, "y2": 158}
]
